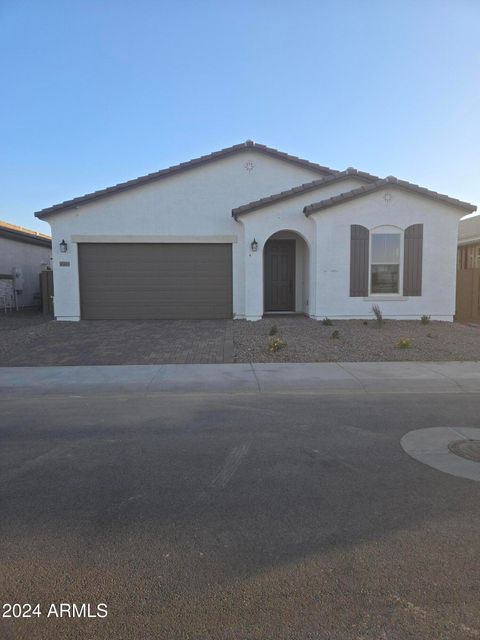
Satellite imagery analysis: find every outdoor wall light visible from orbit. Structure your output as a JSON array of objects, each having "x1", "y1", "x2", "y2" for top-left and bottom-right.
[
  {"x1": 251, "y1": 238, "x2": 258, "y2": 252},
  {"x1": 59, "y1": 239, "x2": 68, "y2": 253}
]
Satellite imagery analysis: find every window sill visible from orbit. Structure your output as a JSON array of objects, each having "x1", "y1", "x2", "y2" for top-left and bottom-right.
[{"x1": 363, "y1": 296, "x2": 409, "y2": 301}]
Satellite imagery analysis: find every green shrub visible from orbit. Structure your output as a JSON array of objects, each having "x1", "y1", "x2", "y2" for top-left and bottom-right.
[
  {"x1": 331, "y1": 330, "x2": 340, "y2": 339},
  {"x1": 396, "y1": 336, "x2": 412, "y2": 349},
  {"x1": 268, "y1": 337, "x2": 286, "y2": 353},
  {"x1": 268, "y1": 324, "x2": 278, "y2": 336},
  {"x1": 322, "y1": 317, "x2": 333, "y2": 326},
  {"x1": 372, "y1": 304, "x2": 384, "y2": 326},
  {"x1": 420, "y1": 315, "x2": 431, "y2": 325}
]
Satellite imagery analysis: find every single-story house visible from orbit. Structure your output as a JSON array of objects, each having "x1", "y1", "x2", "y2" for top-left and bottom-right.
[
  {"x1": 35, "y1": 140, "x2": 476, "y2": 322},
  {"x1": 0, "y1": 219, "x2": 52, "y2": 309}
]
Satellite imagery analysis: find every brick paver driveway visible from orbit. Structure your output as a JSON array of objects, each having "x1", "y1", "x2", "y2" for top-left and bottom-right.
[{"x1": 0, "y1": 312, "x2": 233, "y2": 366}]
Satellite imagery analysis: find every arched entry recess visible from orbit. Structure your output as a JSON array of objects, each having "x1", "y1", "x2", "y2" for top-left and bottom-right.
[{"x1": 263, "y1": 230, "x2": 310, "y2": 314}]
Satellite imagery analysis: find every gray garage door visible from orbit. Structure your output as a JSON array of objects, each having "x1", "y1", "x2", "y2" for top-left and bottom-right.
[{"x1": 78, "y1": 243, "x2": 233, "y2": 320}]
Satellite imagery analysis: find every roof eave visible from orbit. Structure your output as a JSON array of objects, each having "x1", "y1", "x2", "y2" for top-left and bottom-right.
[
  {"x1": 0, "y1": 227, "x2": 52, "y2": 247},
  {"x1": 232, "y1": 169, "x2": 378, "y2": 219},
  {"x1": 304, "y1": 180, "x2": 477, "y2": 216}
]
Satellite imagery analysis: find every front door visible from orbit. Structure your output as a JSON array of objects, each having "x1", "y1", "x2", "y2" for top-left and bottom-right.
[{"x1": 264, "y1": 239, "x2": 295, "y2": 312}]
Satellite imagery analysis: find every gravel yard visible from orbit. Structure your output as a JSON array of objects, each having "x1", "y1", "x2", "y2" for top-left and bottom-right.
[
  {"x1": 0, "y1": 311, "x2": 479, "y2": 365},
  {"x1": 233, "y1": 315, "x2": 480, "y2": 363}
]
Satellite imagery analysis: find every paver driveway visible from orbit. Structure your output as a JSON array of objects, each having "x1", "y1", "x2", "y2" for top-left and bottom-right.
[{"x1": 0, "y1": 312, "x2": 233, "y2": 365}]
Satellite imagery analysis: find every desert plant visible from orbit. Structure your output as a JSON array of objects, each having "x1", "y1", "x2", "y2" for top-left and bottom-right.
[
  {"x1": 268, "y1": 336, "x2": 286, "y2": 353},
  {"x1": 372, "y1": 304, "x2": 384, "y2": 326},
  {"x1": 268, "y1": 324, "x2": 278, "y2": 336},
  {"x1": 420, "y1": 314, "x2": 431, "y2": 325},
  {"x1": 322, "y1": 317, "x2": 333, "y2": 326},
  {"x1": 396, "y1": 336, "x2": 412, "y2": 349},
  {"x1": 331, "y1": 329, "x2": 340, "y2": 339}
]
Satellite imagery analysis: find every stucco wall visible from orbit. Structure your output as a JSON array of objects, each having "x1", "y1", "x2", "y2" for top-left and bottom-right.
[
  {"x1": 43, "y1": 150, "x2": 463, "y2": 321},
  {"x1": 44, "y1": 150, "x2": 330, "y2": 320},
  {"x1": 238, "y1": 184, "x2": 463, "y2": 320},
  {"x1": 0, "y1": 236, "x2": 51, "y2": 307},
  {"x1": 311, "y1": 189, "x2": 463, "y2": 320},
  {"x1": 237, "y1": 178, "x2": 364, "y2": 319}
]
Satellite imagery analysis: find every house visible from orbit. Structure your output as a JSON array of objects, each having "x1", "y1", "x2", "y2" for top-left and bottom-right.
[
  {"x1": 457, "y1": 214, "x2": 480, "y2": 323},
  {"x1": 34, "y1": 141, "x2": 476, "y2": 322},
  {"x1": 458, "y1": 214, "x2": 480, "y2": 265},
  {"x1": 0, "y1": 219, "x2": 52, "y2": 310}
]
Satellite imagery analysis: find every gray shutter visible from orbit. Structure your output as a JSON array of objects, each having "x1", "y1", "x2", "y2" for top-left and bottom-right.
[
  {"x1": 350, "y1": 225, "x2": 369, "y2": 297},
  {"x1": 403, "y1": 224, "x2": 423, "y2": 296}
]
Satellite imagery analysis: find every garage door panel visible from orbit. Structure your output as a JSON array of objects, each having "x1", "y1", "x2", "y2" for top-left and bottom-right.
[{"x1": 78, "y1": 243, "x2": 232, "y2": 320}]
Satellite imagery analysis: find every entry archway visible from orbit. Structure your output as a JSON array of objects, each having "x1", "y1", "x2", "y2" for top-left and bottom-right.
[{"x1": 263, "y1": 230, "x2": 310, "y2": 314}]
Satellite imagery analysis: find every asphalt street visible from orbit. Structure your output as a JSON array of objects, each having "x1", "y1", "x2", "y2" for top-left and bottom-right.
[{"x1": 1, "y1": 390, "x2": 479, "y2": 640}]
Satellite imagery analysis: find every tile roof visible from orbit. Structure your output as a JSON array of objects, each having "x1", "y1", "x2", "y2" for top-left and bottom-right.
[
  {"x1": 232, "y1": 168, "x2": 378, "y2": 218},
  {"x1": 35, "y1": 140, "x2": 336, "y2": 218},
  {"x1": 0, "y1": 219, "x2": 52, "y2": 247},
  {"x1": 303, "y1": 177, "x2": 477, "y2": 216}
]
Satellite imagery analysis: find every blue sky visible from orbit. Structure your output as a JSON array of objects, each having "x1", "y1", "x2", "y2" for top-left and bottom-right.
[{"x1": 1, "y1": 0, "x2": 479, "y2": 233}]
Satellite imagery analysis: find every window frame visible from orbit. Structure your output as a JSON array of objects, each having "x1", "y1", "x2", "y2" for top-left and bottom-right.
[{"x1": 369, "y1": 226, "x2": 404, "y2": 297}]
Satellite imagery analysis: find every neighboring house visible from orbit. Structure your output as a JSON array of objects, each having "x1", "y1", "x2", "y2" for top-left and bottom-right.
[
  {"x1": 458, "y1": 214, "x2": 480, "y2": 266},
  {"x1": 457, "y1": 214, "x2": 480, "y2": 323},
  {"x1": 35, "y1": 140, "x2": 476, "y2": 322},
  {"x1": 0, "y1": 220, "x2": 52, "y2": 309}
]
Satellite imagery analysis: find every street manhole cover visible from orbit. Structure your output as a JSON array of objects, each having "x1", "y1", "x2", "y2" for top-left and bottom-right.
[{"x1": 448, "y1": 440, "x2": 480, "y2": 462}]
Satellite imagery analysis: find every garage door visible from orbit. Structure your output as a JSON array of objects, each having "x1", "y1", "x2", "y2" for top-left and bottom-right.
[{"x1": 78, "y1": 243, "x2": 232, "y2": 320}]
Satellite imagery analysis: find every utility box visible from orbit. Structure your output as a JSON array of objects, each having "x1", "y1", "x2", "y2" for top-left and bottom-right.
[{"x1": 12, "y1": 267, "x2": 24, "y2": 292}]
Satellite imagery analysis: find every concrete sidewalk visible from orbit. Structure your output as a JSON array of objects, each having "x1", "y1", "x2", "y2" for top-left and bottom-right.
[{"x1": 1, "y1": 361, "x2": 480, "y2": 395}]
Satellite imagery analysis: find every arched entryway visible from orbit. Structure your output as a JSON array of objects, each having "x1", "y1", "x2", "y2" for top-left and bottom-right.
[{"x1": 263, "y1": 231, "x2": 310, "y2": 314}]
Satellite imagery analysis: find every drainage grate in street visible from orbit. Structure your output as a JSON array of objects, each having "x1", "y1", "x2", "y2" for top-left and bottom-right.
[{"x1": 448, "y1": 440, "x2": 480, "y2": 463}]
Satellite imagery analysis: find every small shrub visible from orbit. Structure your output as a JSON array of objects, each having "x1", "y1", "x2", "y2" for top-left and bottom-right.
[
  {"x1": 420, "y1": 315, "x2": 431, "y2": 325},
  {"x1": 397, "y1": 336, "x2": 412, "y2": 349},
  {"x1": 322, "y1": 317, "x2": 333, "y2": 326},
  {"x1": 372, "y1": 304, "x2": 384, "y2": 327},
  {"x1": 268, "y1": 336, "x2": 286, "y2": 353},
  {"x1": 268, "y1": 324, "x2": 278, "y2": 336},
  {"x1": 363, "y1": 320, "x2": 368, "y2": 326},
  {"x1": 331, "y1": 329, "x2": 340, "y2": 339}
]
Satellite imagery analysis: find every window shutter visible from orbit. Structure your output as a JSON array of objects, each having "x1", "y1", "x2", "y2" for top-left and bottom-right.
[
  {"x1": 403, "y1": 224, "x2": 423, "y2": 296},
  {"x1": 350, "y1": 225, "x2": 369, "y2": 297}
]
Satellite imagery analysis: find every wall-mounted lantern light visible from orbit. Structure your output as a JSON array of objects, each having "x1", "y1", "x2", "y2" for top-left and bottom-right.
[
  {"x1": 59, "y1": 239, "x2": 68, "y2": 253},
  {"x1": 251, "y1": 238, "x2": 258, "y2": 252}
]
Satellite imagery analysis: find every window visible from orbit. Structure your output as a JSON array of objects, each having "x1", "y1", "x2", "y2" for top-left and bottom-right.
[{"x1": 370, "y1": 232, "x2": 401, "y2": 294}]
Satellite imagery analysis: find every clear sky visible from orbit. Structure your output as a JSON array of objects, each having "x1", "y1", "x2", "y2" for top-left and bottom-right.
[{"x1": 1, "y1": 0, "x2": 479, "y2": 233}]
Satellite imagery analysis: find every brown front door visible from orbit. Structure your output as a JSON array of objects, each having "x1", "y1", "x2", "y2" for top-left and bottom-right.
[{"x1": 264, "y1": 239, "x2": 295, "y2": 312}]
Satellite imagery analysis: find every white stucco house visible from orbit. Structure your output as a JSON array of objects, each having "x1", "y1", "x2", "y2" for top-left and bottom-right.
[{"x1": 35, "y1": 140, "x2": 476, "y2": 322}]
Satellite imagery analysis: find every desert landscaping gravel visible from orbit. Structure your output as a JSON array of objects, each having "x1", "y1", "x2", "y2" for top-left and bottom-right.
[
  {"x1": 233, "y1": 315, "x2": 480, "y2": 363},
  {"x1": 0, "y1": 311, "x2": 479, "y2": 365}
]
